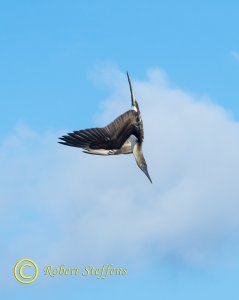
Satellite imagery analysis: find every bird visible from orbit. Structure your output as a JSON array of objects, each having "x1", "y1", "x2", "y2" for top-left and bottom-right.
[{"x1": 58, "y1": 72, "x2": 152, "y2": 183}]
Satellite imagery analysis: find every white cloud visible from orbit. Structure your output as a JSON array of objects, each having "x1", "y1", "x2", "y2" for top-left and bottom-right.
[
  {"x1": 1, "y1": 67, "x2": 239, "y2": 275},
  {"x1": 230, "y1": 50, "x2": 239, "y2": 61}
]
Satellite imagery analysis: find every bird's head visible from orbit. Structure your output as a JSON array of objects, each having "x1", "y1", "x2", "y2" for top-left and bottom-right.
[
  {"x1": 133, "y1": 143, "x2": 152, "y2": 183},
  {"x1": 139, "y1": 162, "x2": 152, "y2": 183}
]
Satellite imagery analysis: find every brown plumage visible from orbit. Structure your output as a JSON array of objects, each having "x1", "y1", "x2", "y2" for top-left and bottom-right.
[
  {"x1": 58, "y1": 72, "x2": 152, "y2": 183},
  {"x1": 59, "y1": 110, "x2": 141, "y2": 150}
]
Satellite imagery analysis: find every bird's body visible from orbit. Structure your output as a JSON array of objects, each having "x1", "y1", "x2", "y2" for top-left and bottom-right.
[{"x1": 59, "y1": 72, "x2": 152, "y2": 183}]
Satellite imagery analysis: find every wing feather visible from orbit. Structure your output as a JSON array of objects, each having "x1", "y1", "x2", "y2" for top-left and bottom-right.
[{"x1": 58, "y1": 110, "x2": 139, "y2": 150}]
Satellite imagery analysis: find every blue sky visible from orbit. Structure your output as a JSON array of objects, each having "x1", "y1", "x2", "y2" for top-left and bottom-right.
[
  {"x1": 1, "y1": 1, "x2": 239, "y2": 299},
  {"x1": 1, "y1": 0, "x2": 239, "y2": 136}
]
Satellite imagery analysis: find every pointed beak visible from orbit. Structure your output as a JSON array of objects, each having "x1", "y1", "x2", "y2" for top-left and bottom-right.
[{"x1": 140, "y1": 164, "x2": 152, "y2": 183}]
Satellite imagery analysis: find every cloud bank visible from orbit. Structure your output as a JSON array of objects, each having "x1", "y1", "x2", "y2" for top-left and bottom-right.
[{"x1": 1, "y1": 67, "x2": 239, "y2": 272}]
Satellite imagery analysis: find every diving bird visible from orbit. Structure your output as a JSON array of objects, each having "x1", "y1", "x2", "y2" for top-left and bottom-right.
[{"x1": 58, "y1": 72, "x2": 152, "y2": 183}]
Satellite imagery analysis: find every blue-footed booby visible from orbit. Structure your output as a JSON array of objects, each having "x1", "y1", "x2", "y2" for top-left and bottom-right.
[{"x1": 58, "y1": 72, "x2": 152, "y2": 183}]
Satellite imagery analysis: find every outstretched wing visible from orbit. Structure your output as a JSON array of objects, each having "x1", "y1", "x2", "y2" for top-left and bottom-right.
[
  {"x1": 82, "y1": 138, "x2": 133, "y2": 155},
  {"x1": 127, "y1": 71, "x2": 136, "y2": 107},
  {"x1": 58, "y1": 110, "x2": 140, "y2": 150}
]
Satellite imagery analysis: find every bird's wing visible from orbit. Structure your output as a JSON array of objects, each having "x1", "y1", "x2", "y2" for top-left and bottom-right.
[
  {"x1": 58, "y1": 110, "x2": 140, "y2": 150},
  {"x1": 82, "y1": 138, "x2": 133, "y2": 155},
  {"x1": 127, "y1": 71, "x2": 136, "y2": 107}
]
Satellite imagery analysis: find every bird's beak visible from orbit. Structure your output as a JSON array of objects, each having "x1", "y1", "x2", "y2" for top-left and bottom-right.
[{"x1": 140, "y1": 164, "x2": 152, "y2": 183}]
